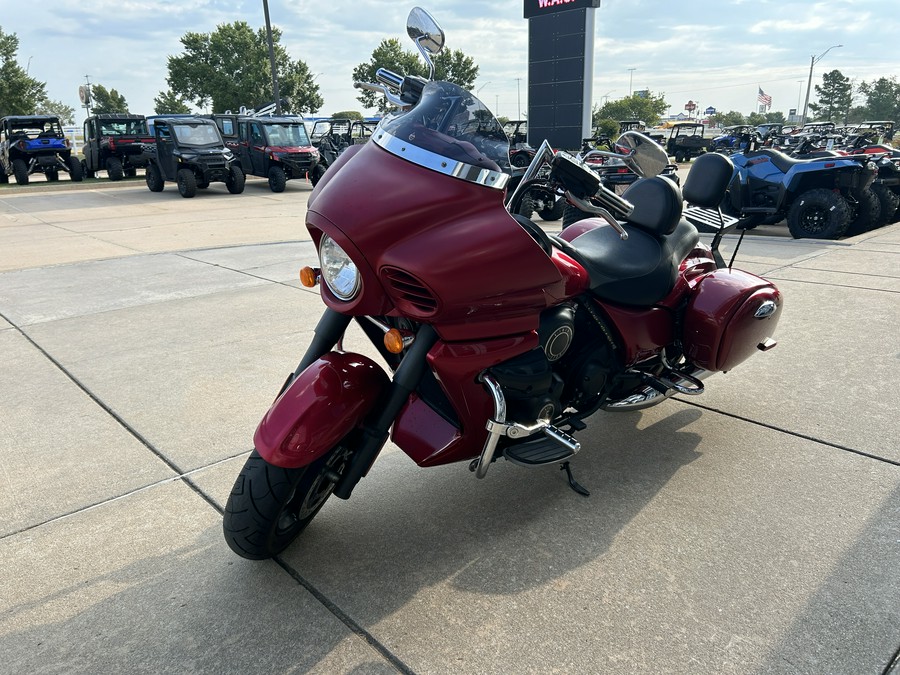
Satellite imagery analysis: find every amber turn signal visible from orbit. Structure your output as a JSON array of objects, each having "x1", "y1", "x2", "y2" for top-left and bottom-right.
[
  {"x1": 299, "y1": 266, "x2": 319, "y2": 288},
  {"x1": 384, "y1": 328, "x2": 406, "y2": 354}
]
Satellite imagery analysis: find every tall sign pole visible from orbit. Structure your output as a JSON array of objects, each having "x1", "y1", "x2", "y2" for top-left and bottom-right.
[
  {"x1": 262, "y1": 0, "x2": 282, "y2": 115},
  {"x1": 523, "y1": 0, "x2": 601, "y2": 150}
]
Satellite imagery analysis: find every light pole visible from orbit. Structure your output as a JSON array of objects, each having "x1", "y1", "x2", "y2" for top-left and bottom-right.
[
  {"x1": 801, "y1": 44, "x2": 842, "y2": 125},
  {"x1": 601, "y1": 90, "x2": 614, "y2": 105},
  {"x1": 262, "y1": 0, "x2": 281, "y2": 114},
  {"x1": 515, "y1": 78, "x2": 523, "y2": 118},
  {"x1": 627, "y1": 68, "x2": 636, "y2": 96},
  {"x1": 476, "y1": 81, "x2": 491, "y2": 96}
]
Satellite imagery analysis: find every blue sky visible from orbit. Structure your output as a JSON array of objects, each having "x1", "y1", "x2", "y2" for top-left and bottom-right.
[{"x1": 6, "y1": 0, "x2": 897, "y2": 124}]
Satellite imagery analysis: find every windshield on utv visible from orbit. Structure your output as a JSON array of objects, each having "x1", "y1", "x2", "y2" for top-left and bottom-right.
[
  {"x1": 377, "y1": 80, "x2": 511, "y2": 179},
  {"x1": 172, "y1": 123, "x2": 222, "y2": 148}
]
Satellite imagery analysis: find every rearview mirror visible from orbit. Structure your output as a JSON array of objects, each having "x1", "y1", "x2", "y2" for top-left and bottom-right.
[
  {"x1": 615, "y1": 131, "x2": 670, "y2": 178},
  {"x1": 407, "y1": 7, "x2": 445, "y2": 56}
]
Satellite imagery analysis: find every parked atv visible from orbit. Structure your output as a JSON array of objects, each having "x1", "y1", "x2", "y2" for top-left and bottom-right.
[
  {"x1": 310, "y1": 118, "x2": 378, "y2": 184},
  {"x1": 141, "y1": 117, "x2": 244, "y2": 198},
  {"x1": 81, "y1": 113, "x2": 154, "y2": 181},
  {"x1": 0, "y1": 115, "x2": 82, "y2": 185},
  {"x1": 620, "y1": 119, "x2": 665, "y2": 144},
  {"x1": 211, "y1": 114, "x2": 320, "y2": 192},
  {"x1": 711, "y1": 125, "x2": 755, "y2": 154},
  {"x1": 666, "y1": 122, "x2": 711, "y2": 163},
  {"x1": 724, "y1": 148, "x2": 877, "y2": 239},
  {"x1": 506, "y1": 122, "x2": 536, "y2": 169}
]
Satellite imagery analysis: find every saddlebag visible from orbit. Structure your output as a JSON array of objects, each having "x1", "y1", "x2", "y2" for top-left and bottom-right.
[{"x1": 682, "y1": 269, "x2": 782, "y2": 372}]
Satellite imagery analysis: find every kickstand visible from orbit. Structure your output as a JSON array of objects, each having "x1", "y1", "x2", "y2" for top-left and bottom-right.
[{"x1": 560, "y1": 462, "x2": 590, "y2": 497}]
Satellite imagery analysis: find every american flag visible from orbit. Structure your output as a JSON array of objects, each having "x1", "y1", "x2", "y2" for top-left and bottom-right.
[{"x1": 758, "y1": 87, "x2": 772, "y2": 108}]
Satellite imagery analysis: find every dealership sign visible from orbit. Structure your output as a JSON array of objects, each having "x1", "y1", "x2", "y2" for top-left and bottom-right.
[{"x1": 524, "y1": 0, "x2": 601, "y2": 18}]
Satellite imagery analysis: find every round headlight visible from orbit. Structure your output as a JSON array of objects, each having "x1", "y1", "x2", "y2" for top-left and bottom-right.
[{"x1": 319, "y1": 235, "x2": 360, "y2": 301}]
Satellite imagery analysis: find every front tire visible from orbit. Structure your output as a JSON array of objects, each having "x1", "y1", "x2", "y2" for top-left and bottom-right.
[
  {"x1": 268, "y1": 165, "x2": 286, "y2": 192},
  {"x1": 786, "y1": 188, "x2": 850, "y2": 239},
  {"x1": 310, "y1": 162, "x2": 327, "y2": 187},
  {"x1": 561, "y1": 203, "x2": 590, "y2": 229},
  {"x1": 145, "y1": 162, "x2": 164, "y2": 192},
  {"x1": 177, "y1": 168, "x2": 197, "y2": 198},
  {"x1": 223, "y1": 446, "x2": 352, "y2": 560},
  {"x1": 226, "y1": 165, "x2": 245, "y2": 194}
]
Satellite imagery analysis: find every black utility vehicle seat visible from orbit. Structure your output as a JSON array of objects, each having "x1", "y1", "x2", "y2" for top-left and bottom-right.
[{"x1": 566, "y1": 176, "x2": 699, "y2": 306}]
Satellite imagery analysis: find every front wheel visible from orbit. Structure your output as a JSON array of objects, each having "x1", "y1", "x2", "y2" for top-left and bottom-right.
[
  {"x1": 268, "y1": 165, "x2": 286, "y2": 192},
  {"x1": 177, "y1": 168, "x2": 197, "y2": 198},
  {"x1": 310, "y1": 162, "x2": 327, "y2": 187},
  {"x1": 226, "y1": 165, "x2": 245, "y2": 194},
  {"x1": 786, "y1": 188, "x2": 850, "y2": 239},
  {"x1": 145, "y1": 162, "x2": 164, "y2": 192},
  {"x1": 67, "y1": 155, "x2": 83, "y2": 182},
  {"x1": 223, "y1": 445, "x2": 352, "y2": 559},
  {"x1": 538, "y1": 196, "x2": 565, "y2": 221}
]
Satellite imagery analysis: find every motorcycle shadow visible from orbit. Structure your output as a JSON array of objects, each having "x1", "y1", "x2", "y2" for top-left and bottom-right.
[{"x1": 282, "y1": 404, "x2": 704, "y2": 599}]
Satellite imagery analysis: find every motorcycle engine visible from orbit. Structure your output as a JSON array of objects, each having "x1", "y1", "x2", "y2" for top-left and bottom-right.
[{"x1": 486, "y1": 306, "x2": 575, "y2": 423}]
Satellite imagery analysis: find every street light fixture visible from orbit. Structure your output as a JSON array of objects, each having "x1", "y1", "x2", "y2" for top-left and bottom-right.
[
  {"x1": 262, "y1": 0, "x2": 281, "y2": 115},
  {"x1": 801, "y1": 44, "x2": 842, "y2": 125},
  {"x1": 601, "y1": 90, "x2": 615, "y2": 105},
  {"x1": 476, "y1": 81, "x2": 491, "y2": 96}
]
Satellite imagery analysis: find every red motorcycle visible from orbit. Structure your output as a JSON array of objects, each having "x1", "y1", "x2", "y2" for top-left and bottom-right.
[{"x1": 223, "y1": 8, "x2": 782, "y2": 560}]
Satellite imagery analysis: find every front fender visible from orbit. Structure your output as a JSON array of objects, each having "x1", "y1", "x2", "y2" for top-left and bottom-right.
[{"x1": 254, "y1": 352, "x2": 390, "y2": 468}]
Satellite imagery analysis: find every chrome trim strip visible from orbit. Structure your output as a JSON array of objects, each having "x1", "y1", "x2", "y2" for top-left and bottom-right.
[{"x1": 374, "y1": 130, "x2": 509, "y2": 190}]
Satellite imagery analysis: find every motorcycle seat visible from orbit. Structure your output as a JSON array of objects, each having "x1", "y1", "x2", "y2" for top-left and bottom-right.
[{"x1": 566, "y1": 217, "x2": 699, "y2": 307}]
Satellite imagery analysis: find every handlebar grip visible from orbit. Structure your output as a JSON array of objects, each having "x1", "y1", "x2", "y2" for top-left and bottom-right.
[{"x1": 376, "y1": 68, "x2": 404, "y2": 92}]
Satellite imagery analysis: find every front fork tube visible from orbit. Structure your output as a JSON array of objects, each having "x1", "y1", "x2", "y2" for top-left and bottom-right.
[{"x1": 333, "y1": 324, "x2": 439, "y2": 500}]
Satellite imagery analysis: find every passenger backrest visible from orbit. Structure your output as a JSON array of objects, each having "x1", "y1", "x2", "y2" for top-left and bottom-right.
[
  {"x1": 683, "y1": 152, "x2": 734, "y2": 207},
  {"x1": 622, "y1": 176, "x2": 683, "y2": 236}
]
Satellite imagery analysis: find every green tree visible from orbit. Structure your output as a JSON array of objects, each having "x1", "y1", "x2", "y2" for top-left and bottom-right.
[
  {"x1": 858, "y1": 76, "x2": 900, "y2": 121},
  {"x1": 590, "y1": 92, "x2": 669, "y2": 129},
  {"x1": 166, "y1": 21, "x2": 322, "y2": 114},
  {"x1": 0, "y1": 27, "x2": 47, "y2": 116},
  {"x1": 154, "y1": 90, "x2": 192, "y2": 114},
  {"x1": 764, "y1": 111, "x2": 786, "y2": 124},
  {"x1": 89, "y1": 84, "x2": 129, "y2": 114},
  {"x1": 352, "y1": 38, "x2": 478, "y2": 113},
  {"x1": 709, "y1": 110, "x2": 746, "y2": 127},
  {"x1": 35, "y1": 99, "x2": 75, "y2": 125},
  {"x1": 746, "y1": 111, "x2": 766, "y2": 126},
  {"x1": 593, "y1": 117, "x2": 619, "y2": 140},
  {"x1": 808, "y1": 69, "x2": 852, "y2": 122},
  {"x1": 331, "y1": 110, "x2": 364, "y2": 120}
]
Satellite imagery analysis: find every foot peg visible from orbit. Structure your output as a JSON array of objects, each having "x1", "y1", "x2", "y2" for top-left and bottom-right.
[{"x1": 504, "y1": 424, "x2": 580, "y2": 466}]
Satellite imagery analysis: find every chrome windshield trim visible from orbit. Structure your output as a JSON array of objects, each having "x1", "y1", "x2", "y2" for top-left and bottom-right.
[{"x1": 374, "y1": 130, "x2": 509, "y2": 190}]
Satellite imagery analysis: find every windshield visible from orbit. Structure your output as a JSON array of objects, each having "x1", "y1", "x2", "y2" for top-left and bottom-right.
[
  {"x1": 264, "y1": 122, "x2": 310, "y2": 147},
  {"x1": 172, "y1": 123, "x2": 221, "y2": 147},
  {"x1": 379, "y1": 80, "x2": 510, "y2": 174},
  {"x1": 100, "y1": 120, "x2": 147, "y2": 135}
]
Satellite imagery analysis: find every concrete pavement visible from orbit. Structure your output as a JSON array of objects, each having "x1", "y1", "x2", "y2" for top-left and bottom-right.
[{"x1": 1, "y1": 177, "x2": 899, "y2": 674}]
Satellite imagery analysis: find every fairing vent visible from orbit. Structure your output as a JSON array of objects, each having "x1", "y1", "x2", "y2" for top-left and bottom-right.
[{"x1": 381, "y1": 267, "x2": 439, "y2": 317}]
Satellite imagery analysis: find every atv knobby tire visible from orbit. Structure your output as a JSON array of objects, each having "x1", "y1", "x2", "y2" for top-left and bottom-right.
[
  {"x1": 12, "y1": 158, "x2": 28, "y2": 185},
  {"x1": 67, "y1": 156, "x2": 83, "y2": 182},
  {"x1": 268, "y1": 165, "x2": 286, "y2": 193},
  {"x1": 872, "y1": 183, "x2": 900, "y2": 226},
  {"x1": 177, "y1": 168, "x2": 197, "y2": 198},
  {"x1": 787, "y1": 188, "x2": 850, "y2": 239},
  {"x1": 106, "y1": 156, "x2": 124, "y2": 181},
  {"x1": 226, "y1": 166, "x2": 245, "y2": 194},
  {"x1": 844, "y1": 188, "x2": 881, "y2": 236},
  {"x1": 145, "y1": 163, "x2": 164, "y2": 192},
  {"x1": 538, "y1": 197, "x2": 566, "y2": 221}
]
